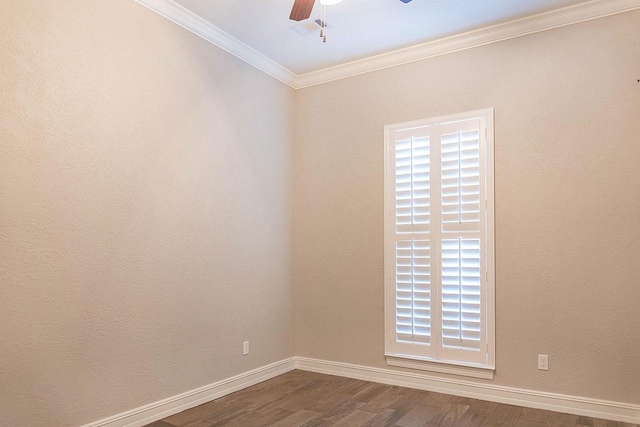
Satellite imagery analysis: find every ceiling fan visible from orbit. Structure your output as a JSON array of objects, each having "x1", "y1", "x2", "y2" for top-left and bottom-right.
[{"x1": 290, "y1": 0, "x2": 413, "y2": 21}]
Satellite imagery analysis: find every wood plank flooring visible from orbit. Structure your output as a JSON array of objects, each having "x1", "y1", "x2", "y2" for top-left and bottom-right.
[{"x1": 145, "y1": 370, "x2": 636, "y2": 427}]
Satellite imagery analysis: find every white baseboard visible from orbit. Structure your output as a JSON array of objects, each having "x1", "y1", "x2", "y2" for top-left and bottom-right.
[
  {"x1": 81, "y1": 357, "x2": 296, "y2": 427},
  {"x1": 295, "y1": 357, "x2": 640, "y2": 424},
  {"x1": 81, "y1": 356, "x2": 639, "y2": 426}
]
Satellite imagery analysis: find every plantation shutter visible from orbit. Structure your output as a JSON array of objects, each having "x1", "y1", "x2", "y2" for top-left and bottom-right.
[
  {"x1": 389, "y1": 126, "x2": 435, "y2": 358},
  {"x1": 386, "y1": 111, "x2": 493, "y2": 368},
  {"x1": 438, "y1": 118, "x2": 487, "y2": 364}
]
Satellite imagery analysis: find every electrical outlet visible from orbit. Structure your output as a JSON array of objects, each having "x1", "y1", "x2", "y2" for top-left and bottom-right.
[
  {"x1": 538, "y1": 354, "x2": 548, "y2": 371},
  {"x1": 243, "y1": 341, "x2": 249, "y2": 356}
]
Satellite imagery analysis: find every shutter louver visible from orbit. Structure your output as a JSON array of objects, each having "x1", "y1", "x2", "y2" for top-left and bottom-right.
[
  {"x1": 440, "y1": 123, "x2": 481, "y2": 231},
  {"x1": 396, "y1": 240, "x2": 431, "y2": 344},
  {"x1": 395, "y1": 134, "x2": 430, "y2": 233},
  {"x1": 441, "y1": 238, "x2": 481, "y2": 350}
]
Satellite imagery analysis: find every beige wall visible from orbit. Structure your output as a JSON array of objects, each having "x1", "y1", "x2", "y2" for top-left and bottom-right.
[
  {"x1": 2, "y1": 1, "x2": 639, "y2": 425},
  {"x1": 0, "y1": 0, "x2": 295, "y2": 425},
  {"x1": 294, "y1": 10, "x2": 640, "y2": 405}
]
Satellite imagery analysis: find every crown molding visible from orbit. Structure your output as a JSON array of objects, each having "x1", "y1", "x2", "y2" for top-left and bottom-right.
[
  {"x1": 295, "y1": 0, "x2": 640, "y2": 88},
  {"x1": 135, "y1": 0, "x2": 640, "y2": 90},
  {"x1": 134, "y1": 0, "x2": 298, "y2": 88}
]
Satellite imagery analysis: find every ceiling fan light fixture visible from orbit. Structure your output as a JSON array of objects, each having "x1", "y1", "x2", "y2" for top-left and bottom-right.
[{"x1": 319, "y1": 0, "x2": 343, "y2": 5}]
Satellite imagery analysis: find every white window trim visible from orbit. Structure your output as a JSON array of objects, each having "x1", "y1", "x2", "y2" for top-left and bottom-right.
[
  {"x1": 386, "y1": 355, "x2": 494, "y2": 380},
  {"x1": 383, "y1": 108, "x2": 496, "y2": 379}
]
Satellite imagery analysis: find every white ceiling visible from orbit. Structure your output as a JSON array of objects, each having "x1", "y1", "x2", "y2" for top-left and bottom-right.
[{"x1": 172, "y1": 0, "x2": 592, "y2": 75}]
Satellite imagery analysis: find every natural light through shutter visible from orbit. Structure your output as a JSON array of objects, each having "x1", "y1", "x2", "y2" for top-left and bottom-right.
[
  {"x1": 441, "y1": 124, "x2": 481, "y2": 229},
  {"x1": 394, "y1": 129, "x2": 432, "y2": 350},
  {"x1": 395, "y1": 135, "x2": 430, "y2": 233},
  {"x1": 441, "y1": 238, "x2": 481, "y2": 350},
  {"x1": 439, "y1": 119, "x2": 485, "y2": 362},
  {"x1": 395, "y1": 240, "x2": 431, "y2": 344},
  {"x1": 386, "y1": 110, "x2": 494, "y2": 372}
]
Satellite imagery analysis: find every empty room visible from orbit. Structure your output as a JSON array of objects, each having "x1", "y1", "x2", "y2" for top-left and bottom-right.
[{"x1": 1, "y1": 0, "x2": 639, "y2": 426}]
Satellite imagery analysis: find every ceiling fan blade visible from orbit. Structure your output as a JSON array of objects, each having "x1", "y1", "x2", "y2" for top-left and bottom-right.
[{"x1": 290, "y1": 0, "x2": 315, "y2": 21}]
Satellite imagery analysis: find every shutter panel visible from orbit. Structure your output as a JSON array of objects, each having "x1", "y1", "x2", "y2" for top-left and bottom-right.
[
  {"x1": 438, "y1": 118, "x2": 487, "y2": 364},
  {"x1": 395, "y1": 132, "x2": 430, "y2": 234},
  {"x1": 441, "y1": 238, "x2": 481, "y2": 350},
  {"x1": 390, "y1": 127, "x2": 434, "y2": 356},
  {"x1": 440, "y1": 120, "x2": 482, "y2": 232},
  {"x1": 395, "y1": 240, "x2": 431, "y2": 344}
]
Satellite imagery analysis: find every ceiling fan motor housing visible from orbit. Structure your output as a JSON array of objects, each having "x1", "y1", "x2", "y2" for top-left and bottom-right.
[{"x1": 290, "y1": 0, "x2": 412, "y2": 22}]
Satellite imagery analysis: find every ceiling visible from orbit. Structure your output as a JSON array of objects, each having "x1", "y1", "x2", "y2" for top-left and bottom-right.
[{"x1": 172, "y1": 0, "x2": 592, "y2": 75}]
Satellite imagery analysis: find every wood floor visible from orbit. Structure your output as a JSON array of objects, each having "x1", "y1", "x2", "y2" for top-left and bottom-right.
[{"x1": 145, "y1": 370, "x2": 636, "y2": 427}]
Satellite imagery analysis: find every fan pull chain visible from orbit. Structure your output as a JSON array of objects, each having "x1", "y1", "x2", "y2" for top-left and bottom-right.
[{"x1": 319, "y1": 5, "x2": 323, "y2": 38}]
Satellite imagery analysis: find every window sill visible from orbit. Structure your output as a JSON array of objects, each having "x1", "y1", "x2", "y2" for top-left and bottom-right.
[{"x1": 385, "y1": 354, "x2": 495, "y2": 380}]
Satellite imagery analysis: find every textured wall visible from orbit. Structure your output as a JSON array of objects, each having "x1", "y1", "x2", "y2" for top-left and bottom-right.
[
  {"x1": 0, "y1": 0, "x2": 295, "y2": 425},
  {"x1": 294, "y1": 11, "x2": 640, "y2": 404},
  {"x1": 2, "y1": 1, "x2": 639, "y2": 425}
]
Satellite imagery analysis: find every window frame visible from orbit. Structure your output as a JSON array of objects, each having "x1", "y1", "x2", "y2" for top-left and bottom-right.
[{"x1": 383, "y1": 108, "x2": 496, "y2": 379}]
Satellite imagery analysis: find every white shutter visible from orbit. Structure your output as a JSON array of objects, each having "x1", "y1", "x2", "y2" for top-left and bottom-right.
[
  {"x1": 389, "y1": 127, "x2": 434, "y2": 357},
  {"x1": 441, "y1": 238, "x2": 481, "y2": 349},
  {"x1": 440, "y1": 121, "x2": 482, "y2": 230},
  {"x1": 394, "y1": 131, "x2": 431, "y2": 234},
  {"x1": 395, "y1": 240, "x2": 431, "y2": 344},
  {"x1": 437, "y1": 118, "x2": 487, "y2": 365},
  {"x1": 385, "y1": 110, "x2": 494, "y2": 369}
]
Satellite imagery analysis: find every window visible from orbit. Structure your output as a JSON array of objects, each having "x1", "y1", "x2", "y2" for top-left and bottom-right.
[{"x1": 384, "y1": 109, "x2": 495, "y2": 379}]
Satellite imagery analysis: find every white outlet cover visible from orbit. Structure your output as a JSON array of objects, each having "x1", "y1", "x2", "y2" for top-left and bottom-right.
[
  {"x1": 243, "y1": 341, "x2": 249, "y2": 356},
  {"x1": 538, "y1": 354, "x2": 549, "y2": 370}
]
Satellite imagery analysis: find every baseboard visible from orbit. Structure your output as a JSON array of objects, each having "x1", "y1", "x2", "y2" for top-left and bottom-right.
[
  {"x1": 294, "y1": 357, "x2": 640, "y2": 424},
  {"x1": 81, "y1": 355, "x2": 639, "y2": 426},
  {"x1": 81, "y1": 357, "x2": 296, "y2": 427}
]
